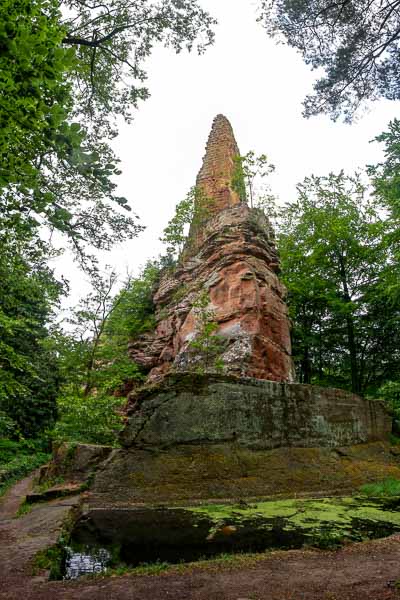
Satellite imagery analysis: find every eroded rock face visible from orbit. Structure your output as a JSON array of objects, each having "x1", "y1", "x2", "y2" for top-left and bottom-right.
[
  {"x1": 121, "y1": 373, "x2": 391, "y2": 450},
  {"x1": 195, "y1": 114, "x2": 242, "y2": 214},
  {"x1": 129, "y1": 115, "x2": 295, "y2": 382},
  {"x1": 129, "y1": 205, "x2": 294, "y2": 381}
]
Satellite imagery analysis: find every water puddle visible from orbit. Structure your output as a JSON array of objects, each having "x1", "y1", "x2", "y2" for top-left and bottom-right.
[
  {"x1": 57, "y1": 498, "x2": 400, "y2": 580},
  {"x1": 63, "y1": 546, "x2": 111, "y2": 579}
]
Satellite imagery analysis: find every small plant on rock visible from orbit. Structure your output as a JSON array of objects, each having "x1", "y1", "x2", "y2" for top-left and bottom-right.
[
  {"x1": 161, "y1": 187, "x2": 216, "y2": 259},
  {"x1": 187, "y1": 291, "x2": 226, "y2": 374}
]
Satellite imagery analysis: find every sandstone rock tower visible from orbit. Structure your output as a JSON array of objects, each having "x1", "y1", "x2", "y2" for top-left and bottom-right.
[
  {"x1": 195, "y1": 114, "x2": 241, "y2": 213},
  {"x1": 129, "y1": 114, "x2": 294, "y2": 382},
  {"x1": 71, "y1": 116, "x2": 391, "y2": 546}
]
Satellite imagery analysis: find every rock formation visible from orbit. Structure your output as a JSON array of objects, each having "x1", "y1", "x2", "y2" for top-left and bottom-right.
[
  {"x1": 194, "y1": 114, "x2": 242, "y2": 214},
  {"x1": 41, "y1": 116, "x2": 392, "y2": 566},
  {"x1": 121, "y1": 372, "x2": 391, "y2": 450},
  {"x1": 129, "y1": 114, "x2": 295, "y2": 383}
]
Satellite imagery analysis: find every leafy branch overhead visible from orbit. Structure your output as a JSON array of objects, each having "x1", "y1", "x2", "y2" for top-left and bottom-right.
[
  {"x1": 62, "y1": 0, "x2": 217, "y2": 128},
  {"x1": 1, "y1": 0, "x2": 216, "y2": 263},
  {"x1": 258, "y1": 0, "x2": 400, "y2": 120}
]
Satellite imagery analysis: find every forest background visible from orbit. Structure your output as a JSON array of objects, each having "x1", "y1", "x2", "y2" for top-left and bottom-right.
[{"x1": 1, "y1": 0, "x2": 400, "y2": 494}]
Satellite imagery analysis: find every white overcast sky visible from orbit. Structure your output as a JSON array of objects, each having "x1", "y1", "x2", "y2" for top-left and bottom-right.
[{"x1": 57, "y1": 0, "x2": 400, "y2": 306}]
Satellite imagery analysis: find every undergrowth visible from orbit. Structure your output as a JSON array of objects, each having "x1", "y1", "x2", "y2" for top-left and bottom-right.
[
  {"x1": 360, "y1": 478, "x2": 400, "y2": 497},
  {"x1": 101, "y1": 552, "x2": 268, "y2": 578},
  {"x1": 32, "y1": 545, "x2": 65, "y2": 580},
  {"x1": 0, "y1": 438, "x2": 49, "y2": 497}
]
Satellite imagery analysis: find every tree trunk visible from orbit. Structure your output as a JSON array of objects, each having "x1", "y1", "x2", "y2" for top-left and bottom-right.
[
  {"x1": 338, "y1": 254, "x2": 359, "y2": 393},
  {"x1": 301, "y1": 344, "x2": 312, "y2": 384}
]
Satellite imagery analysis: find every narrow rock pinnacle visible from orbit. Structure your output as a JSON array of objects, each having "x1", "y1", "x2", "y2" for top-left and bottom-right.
[{"x1": 196, "y1": 114, "x2": 242, "y2": 214}]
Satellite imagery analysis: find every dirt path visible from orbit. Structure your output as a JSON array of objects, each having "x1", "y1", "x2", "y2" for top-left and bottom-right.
[
  {"x1": 0, "y1": 473, "x2": 34, "y2": 519},
  {"x1": 0, "y1": 473, "x2": 81, "y2": 590},
  {"x1": 1, "y1": 477, "x2": 400, "y2": 600}
]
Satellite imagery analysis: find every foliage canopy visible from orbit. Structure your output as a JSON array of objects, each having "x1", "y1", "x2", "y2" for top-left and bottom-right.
[
  {"x1": 277, "y1": 171, "x2": 399, "y2": 393},
  {"x1": 258, "y1": 0, "x2": 400, "y2": 120}
]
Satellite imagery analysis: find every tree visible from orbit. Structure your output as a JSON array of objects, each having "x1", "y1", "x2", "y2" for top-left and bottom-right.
[
  {"x1": 368, "y1": 119, "x2": 400, "y2": 301},
  {"x1": 1, "y1": 0, "x2": 141, "y2": 266},
  {"x1": 1, "y1": 0, "x2": 216, "y2": 263},
  {"x1": 258, "y1": 0, "x2": 400, "y2": 121},
  {"x1": 53, "y1": 262, "x2": 161, "y2": 444},
  {"x1": 0, "y1": 231, "x2": 63, "y2": 437},
  {"x1": 231, "y1": 152, "x2": 277, "y2": 218},
  {"x1": 277, "y1": 172, "x2": 395, "y2": 393},
  {"x1": 0, "y1": 0, "x2": 75, "y2": 191},
  {"x1": 160, "y1": 186, "x2": 215, "y2": 258},
  {"x1": 61, "y1": 261, "x2": 160, "y2": 394},
  {"x1": 186, "y1": 290, "x2": 226, "y2": 373},
  {"x1": 232, "y1": 152, "x2": 274, "y2": 207}
]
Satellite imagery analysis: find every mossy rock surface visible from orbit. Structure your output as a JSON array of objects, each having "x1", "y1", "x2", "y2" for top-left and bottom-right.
[
  {"x1": 121, "y1": 373, "x2": 391, "y2": 450},
  {"x1": 89, "y1": 441, "x2": 400, "y2": 507}
]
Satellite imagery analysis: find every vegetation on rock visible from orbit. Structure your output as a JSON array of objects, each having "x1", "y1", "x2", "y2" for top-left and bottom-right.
[{"x1": 186, "y1": 291, "x2": 226, "y2": 374}]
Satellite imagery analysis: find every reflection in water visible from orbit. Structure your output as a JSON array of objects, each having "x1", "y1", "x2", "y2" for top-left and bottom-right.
[{"x1": 64, "y1": 546, "x2": 111, "y2": 579}]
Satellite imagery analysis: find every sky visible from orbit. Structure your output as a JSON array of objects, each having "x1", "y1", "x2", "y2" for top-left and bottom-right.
[{"x1": 57, "y1": 0, "x2": 400, "y2": 306}]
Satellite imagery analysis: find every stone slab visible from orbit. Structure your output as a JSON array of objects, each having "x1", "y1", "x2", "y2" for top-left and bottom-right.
[{"x1": 121, "y1": 373, "x2": 391, "y2": 450}]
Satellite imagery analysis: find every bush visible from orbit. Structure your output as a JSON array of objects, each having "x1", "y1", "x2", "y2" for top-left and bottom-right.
[
  {"x1": 0, "y1": 411, "x2": 18, "y2": 439},
  {"x1": 0, "y1": 438, "x2": 49, "y2": 497},
  {"x1": 360, "y1": 478, "x2": 400, "y2": 497},
  {"x1": 379, "y1": 381, "x2": 400, "y2": 416},
  {"x1": 52, "y1": 391, "x2": 125, "y2": 446}
]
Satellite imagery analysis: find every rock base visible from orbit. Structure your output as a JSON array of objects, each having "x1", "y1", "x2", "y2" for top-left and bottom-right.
[{"x1": 122, "y1": 373, "x2": 391, "y2": 450}]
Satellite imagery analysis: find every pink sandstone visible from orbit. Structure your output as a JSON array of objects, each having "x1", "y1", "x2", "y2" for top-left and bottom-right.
[{"x1": 129, "y1": 114, "x2": 295, "y2": 382}]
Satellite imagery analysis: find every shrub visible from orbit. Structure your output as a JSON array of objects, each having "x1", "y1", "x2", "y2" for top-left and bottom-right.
[
  {"x1": 52, "y1": 391, "x2": 125, "y2": 446},
  {"x1": 0, "y1": 439, "x2": 49, "y2": 497},
  {"x1": 360, "y1": 478, "x2": 400, "y2": 497}
]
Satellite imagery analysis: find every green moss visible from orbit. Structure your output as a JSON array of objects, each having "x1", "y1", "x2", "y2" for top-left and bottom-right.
[
  {"x1": 15, "y1": 499, "x2": 36, "y2": 517},
  {"x1": 100, "y1": 552, "x2": 271, "y2": 578},
  {"x1": 32, "y1": 544, "x2": 65, "y2": 580},
  {"x1": 107, "y1": 560, "x2": 171, "y2": 577},
  {"x1": 186, "y1": 496, "x2": 400, "y2": 543},
  {"x1": 171, "y1": 284, "x2": 189, "y2": 303},
  {"x1": 35, "y1": 475, "x2": 65, "y2": 494}
]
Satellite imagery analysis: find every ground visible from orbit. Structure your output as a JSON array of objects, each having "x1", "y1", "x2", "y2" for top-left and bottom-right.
[{"x1": 1, "y1": 474, "x2": 400, "y2": 599}]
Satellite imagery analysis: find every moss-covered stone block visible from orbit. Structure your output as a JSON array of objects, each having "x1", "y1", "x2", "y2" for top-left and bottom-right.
[{"x1": 121, "y1": 373, "x2": 391, "y2": 450}]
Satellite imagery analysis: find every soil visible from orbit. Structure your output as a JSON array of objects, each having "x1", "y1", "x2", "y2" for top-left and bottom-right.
[{"x1": 1, "y1": 475, "x2": 400, "y2": 600}]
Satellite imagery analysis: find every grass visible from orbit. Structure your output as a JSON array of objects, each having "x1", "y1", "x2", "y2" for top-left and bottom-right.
[
  {"x1": 15, "y1": 500, "x2": 34, "y2": 517},
  {"x1": 360, "y1": 478, "x2": 400, "y2": 498},
  {"x1": 35, "y1": 475, "x2": 65, "y2": 494},
  {"x1": 32, "y1": 545, "x2": 65, "y2": 580},
  {"x1": 101, "y1": 552, "x2": 270, "y2": 579}
]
